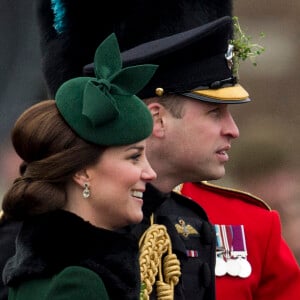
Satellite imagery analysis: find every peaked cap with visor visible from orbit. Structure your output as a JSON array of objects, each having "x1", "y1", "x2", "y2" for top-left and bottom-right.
[{"x1": 84, "y1": 16, "x2": 250, "y2": 104}]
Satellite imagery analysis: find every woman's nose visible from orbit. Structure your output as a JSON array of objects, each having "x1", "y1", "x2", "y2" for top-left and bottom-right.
[{"x1": 142, "y1": 159, "x2": 157, "y2": 181}]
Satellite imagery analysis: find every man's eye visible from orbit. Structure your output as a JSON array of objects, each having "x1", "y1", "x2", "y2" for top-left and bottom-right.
[{"x1": 209, "y1": 108, "x2": 219, "y2": 114}]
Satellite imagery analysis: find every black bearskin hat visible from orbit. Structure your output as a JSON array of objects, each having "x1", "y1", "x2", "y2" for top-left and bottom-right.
[{"x1": 36, "y1": 0, "x2": 233, "y2": 97}]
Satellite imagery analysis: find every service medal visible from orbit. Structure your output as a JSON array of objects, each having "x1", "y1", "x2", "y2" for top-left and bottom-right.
[
  {"x1": 238, "y1": 257, "x2": 252, "y2": 278},
  {"x1": 214, "y1": 224, "x2": 252, "y2": 278},
  {"x1": 215, "y1": 255, "x2": 227, "y2": 276},
  {"x1": 226, "y1": 258, "x2": 241, "y2": 276}
]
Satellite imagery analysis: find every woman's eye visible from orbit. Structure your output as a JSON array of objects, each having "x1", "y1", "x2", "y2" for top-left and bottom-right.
[{"x1": 130, "y1": 153, "x2": 141, "y2": 162}]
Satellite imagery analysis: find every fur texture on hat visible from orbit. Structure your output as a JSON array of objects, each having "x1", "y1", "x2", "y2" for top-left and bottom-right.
[{"x1": 37, "y1": 0, "x2": 232, "y2": 97}]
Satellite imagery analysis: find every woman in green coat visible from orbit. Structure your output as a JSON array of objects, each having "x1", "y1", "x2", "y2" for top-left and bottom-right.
[{"x1": 1, "y1": 34, "x2": 157, "y2": 300}]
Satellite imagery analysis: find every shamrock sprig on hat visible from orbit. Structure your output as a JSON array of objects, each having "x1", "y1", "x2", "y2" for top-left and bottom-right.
[{"x1": 230, "y1": 16, "x2": 265, "y2": 77}]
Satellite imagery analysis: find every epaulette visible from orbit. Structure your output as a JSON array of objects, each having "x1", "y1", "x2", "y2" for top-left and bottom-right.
[{"x1": 173, "y1": 181, "x2": 271, "y2": 211}]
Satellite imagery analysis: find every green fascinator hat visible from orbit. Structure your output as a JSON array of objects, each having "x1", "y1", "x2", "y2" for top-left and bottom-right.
[{"x1": 55, "y1": 33, "x2": 158, "y2": 145}]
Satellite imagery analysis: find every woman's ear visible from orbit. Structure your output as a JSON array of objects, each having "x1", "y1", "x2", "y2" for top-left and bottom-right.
[
  {"x1": 147, "y1": 102, "x2": 167, "y2": 138},
  {"x1": 73, "y1": 169, "x2": 89, "y2": 187}
]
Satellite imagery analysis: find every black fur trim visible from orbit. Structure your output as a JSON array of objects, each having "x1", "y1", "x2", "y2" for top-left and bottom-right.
[{"x1": 3, "y1": 210, "x2": 140, "y2": 299}]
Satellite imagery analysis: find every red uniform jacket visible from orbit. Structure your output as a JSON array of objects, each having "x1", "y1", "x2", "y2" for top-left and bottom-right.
[{"x1": 178, "y1": 181, "x2": 300, "y2": 300}]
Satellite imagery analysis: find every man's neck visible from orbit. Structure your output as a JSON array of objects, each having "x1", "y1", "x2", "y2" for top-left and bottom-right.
[{"x1": 149, "y1": 177, "x2": 180, "y2": 194}]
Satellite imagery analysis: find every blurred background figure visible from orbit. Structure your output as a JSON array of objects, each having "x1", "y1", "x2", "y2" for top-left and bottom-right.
[
  {"x1": 216, "y1": 1, "x2": 300, "y2": 264},
  {"x1": 224, "y1": 135, "x2": 300, "y2": 263},
  {"x1": 1, "y1": 0, "x2": 299, "y2": 264},
  {"x1": 0, "y1": 0, "x2": 47, "y2": 199}
]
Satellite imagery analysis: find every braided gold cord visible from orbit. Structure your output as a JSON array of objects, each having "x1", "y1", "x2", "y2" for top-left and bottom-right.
[
  {"x1": 163, "y1": 253, "x2": 181, "y2": 286},
  {"x1": 156, "y1": 280, "x2": 172, "y2": 300},
  {"x1": 139, "y1": 215, "x2": 181, "y2": 300}
]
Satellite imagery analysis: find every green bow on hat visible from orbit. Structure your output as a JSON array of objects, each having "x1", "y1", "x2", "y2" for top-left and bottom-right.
[{"x1": 55, "y1": 33, "x2": 158, "y2": 145}]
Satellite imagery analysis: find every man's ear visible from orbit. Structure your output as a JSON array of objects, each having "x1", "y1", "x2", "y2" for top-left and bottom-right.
[{"x1": 147, "y1": 102, "x2": 167, "y2": 138}]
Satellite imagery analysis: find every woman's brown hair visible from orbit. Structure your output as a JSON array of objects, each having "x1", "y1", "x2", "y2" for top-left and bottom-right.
[{"x1": 2, "y1": 100, "x2": 106, "y2": 220}]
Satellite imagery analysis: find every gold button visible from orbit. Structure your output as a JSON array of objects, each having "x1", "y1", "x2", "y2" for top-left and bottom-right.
[{"x1": 155, "y1": 87, "x2": 164, "y2": 96}]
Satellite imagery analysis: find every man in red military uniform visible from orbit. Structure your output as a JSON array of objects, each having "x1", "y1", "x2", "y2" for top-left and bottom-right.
[{"x1": 177, "y1": 181, "x2": 300, "y2": 300}]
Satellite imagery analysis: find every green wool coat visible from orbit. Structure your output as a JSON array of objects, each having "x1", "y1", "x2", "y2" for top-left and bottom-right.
[{"x1": 9, "y1": 266, "x2": 109, "y2": 300}]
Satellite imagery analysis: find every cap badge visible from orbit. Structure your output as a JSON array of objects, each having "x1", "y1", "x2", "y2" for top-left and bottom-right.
[{"x1": 225, "y1": 44, "x2": 234, "y2": 70}]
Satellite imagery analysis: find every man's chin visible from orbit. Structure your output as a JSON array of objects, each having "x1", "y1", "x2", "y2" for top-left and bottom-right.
[{"x1": 205, "y1": 168, "x2": 226, "y2": 181}]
